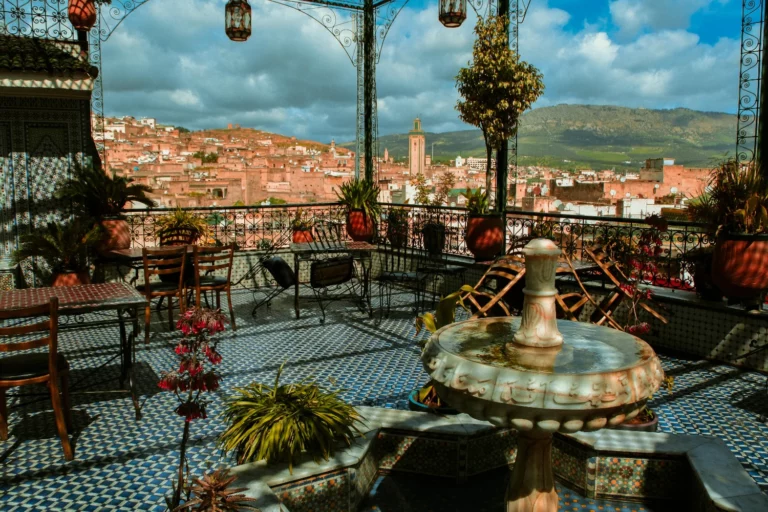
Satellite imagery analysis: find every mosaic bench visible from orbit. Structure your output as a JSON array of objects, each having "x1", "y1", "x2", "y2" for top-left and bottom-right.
[{"x1": 230, "y1": 406, "x2": 768, "y2": 512}]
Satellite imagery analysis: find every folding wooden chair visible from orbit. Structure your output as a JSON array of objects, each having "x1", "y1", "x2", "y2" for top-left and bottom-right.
[
  {"x1": 462, "y1": 255, "x2": 527, "y2": 319},
  {"x1": 0, "y1": 297, "x2": 73, "y2": 460}
]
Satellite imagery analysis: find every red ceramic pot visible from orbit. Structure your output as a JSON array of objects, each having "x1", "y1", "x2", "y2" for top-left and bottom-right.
[
  {"x1": 52, "y1": 271, "x2": 90, "y2": 287},
  {"x1": 346, "y1": 209, "x2": 374, "y2": 242},
  {"x1": 712, "y1": 233, "x2": 768, "y2": 298},
  {"x1": 292, "y1": 229, "x2": 313, "y2": 244},
  {"x1": 466, "y1": 214, "x2": 504, "y2": 261},
  {"x1": 68, "y1": 0, "x2": 97, "y2": 32},
  {"x1": 98, "y1": 218, "x2": 131, "y2": 254}
]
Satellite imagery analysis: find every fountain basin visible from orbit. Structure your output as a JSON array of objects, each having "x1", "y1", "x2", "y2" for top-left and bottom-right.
[{"x1": 422, "y1": 317, "x2": 664, "y2": 434}]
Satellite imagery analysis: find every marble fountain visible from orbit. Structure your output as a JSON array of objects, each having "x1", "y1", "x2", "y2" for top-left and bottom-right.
[{"x1": 421, "y1": 239, "x2": 664, "y2": 512}]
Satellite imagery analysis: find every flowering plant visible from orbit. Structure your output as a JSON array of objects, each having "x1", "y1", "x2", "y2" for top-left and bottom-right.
[{"x1": 161, "y1": 308, "x2": 228, "y2": 510}]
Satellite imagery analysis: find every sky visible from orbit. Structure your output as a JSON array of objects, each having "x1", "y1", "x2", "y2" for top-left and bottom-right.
[{"x1": 101, "y1": 0, "x2": 743, "y2": 142}]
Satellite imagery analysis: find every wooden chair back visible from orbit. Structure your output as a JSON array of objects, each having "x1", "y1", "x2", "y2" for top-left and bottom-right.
[
  {"x1": 141, "y1": 246, "x2": 187, "y2": 295},
  {"x1": 0, "y1": 298, "x2": 60, "y2": 379},
  {"x1": 193, "y1": 244, "x2": 234, "y2": 291}
]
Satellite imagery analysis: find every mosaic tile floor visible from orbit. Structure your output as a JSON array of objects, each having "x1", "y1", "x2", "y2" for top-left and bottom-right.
[{"x1": 1, "y1": 289, "x2": 767, "y2": 511}]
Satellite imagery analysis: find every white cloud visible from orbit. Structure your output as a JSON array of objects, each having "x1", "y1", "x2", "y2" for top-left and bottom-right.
[{"x1": 99, "y1": 0, "x2": 741, "y2": 141}]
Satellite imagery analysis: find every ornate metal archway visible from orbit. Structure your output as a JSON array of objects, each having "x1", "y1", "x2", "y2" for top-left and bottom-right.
[{"x1": 737, "y1": 0, "x2": 765, "y2": 166}]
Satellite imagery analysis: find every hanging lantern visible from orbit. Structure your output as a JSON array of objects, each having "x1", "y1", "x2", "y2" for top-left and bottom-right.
[
  {"x1": 225, "y1": 0, "x2": 252, "y2": 42},
  {"x1": 438, "y1": 0, "x2": 467, "y2": 28},
  {"x1": 68, "y1": 0, "x2": 97, "y2": 32}
]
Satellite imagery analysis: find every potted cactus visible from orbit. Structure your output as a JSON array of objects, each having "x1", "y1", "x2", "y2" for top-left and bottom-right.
[{"x1": 463, "y1": 187, "x2": 503, "y2": 261}]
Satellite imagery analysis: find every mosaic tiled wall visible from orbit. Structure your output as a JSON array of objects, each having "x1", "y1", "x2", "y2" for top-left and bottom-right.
[
  {"x1": 0, "y1": 95, "x2": 92, "y2": 287},
  {"x1": 594, "y1": 455, "x2": 688, "y2": 500}
]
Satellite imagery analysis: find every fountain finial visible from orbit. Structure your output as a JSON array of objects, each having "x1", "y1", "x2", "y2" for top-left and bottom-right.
[{"x1": 512, "y1": 238, "x2": 563, "y2": 348}]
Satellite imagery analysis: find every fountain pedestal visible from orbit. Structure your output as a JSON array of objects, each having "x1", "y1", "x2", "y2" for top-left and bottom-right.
[{"x1": 421, "y1": 239, "x2": 664, "y2": 512}]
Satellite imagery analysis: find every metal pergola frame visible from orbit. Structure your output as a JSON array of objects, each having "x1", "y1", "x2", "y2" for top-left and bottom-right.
[{"x1": 1, "y1": 0, "x2": 764, "y2": 182}]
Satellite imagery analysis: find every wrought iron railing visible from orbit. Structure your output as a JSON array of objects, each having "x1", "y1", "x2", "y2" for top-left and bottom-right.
[
  {"x1": 125, "y1": 202, "x2": 713, "y2": 291},
  {"x1": 124, "y1": 203, "x2": 347, "y2": 250}
]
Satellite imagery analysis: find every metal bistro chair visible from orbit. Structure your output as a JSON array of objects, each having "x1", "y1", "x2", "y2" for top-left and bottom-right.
[
  {"x1": 138, "y1": 246, "x2": 187, "y2": 343},
  {"x1": 0, "y1": 297, "x2": 73, "y2": 460},
  {"x1": 416, "y1": 228, "x2": 467, "y2": 309},
  {"x1": 309, "y1": 255, "x2": 356, "y2": 324},
  {"x1": 376, "y1": 242, "x2": 428, "y2": 318},
  {"x1": 189, "y1": 245, "x2": 237, "y2": 330}
]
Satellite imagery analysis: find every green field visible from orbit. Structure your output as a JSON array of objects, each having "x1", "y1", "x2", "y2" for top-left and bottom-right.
[{"x1": 342, "y1": 105, "x2": 737, "y2": 171}]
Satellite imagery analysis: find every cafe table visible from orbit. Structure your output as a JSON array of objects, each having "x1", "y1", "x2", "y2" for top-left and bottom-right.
[{"x1": 0, "y1": 282, "x2": 148, "y2": 419}]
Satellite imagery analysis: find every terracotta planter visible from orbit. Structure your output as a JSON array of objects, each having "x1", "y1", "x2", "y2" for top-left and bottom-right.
[
  {"x1": 712, "y1": 233, "x2": 768, "y2": 298},
  {"x1": 422, "y1": 223, "x2": 446, "y2": 256},
  {"x1": 52, "y1": 270, "x2": 90, "y2": 287},
  {"x1": 68, "y1": 0, "x2": 96, "y2": 32},
  {"x1": 98, "y1": 219, "x2": 131, "y2": 254},
  {"x1": 466, "y1": 214, "x2": 504, "y2": 261},
  {"x1": 292, "y1": 229, "x2": 313, "y2": 244},
  {"x1": 612, "y1": 411, "x2": 658, "y2": 432},
  {"x1": 346, "y1": 209, "x2": 374, "y2": 242}
]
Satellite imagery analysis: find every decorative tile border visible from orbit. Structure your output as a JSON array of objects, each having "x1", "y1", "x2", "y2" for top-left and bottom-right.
[{"x1": 230, "y1": 407, "x2": 768, "y2": 512}]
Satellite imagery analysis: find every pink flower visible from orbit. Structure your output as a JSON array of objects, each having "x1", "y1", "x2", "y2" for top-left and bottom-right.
[{"x1": 204, "y1": 346, "x2": 222, "y2": 365}]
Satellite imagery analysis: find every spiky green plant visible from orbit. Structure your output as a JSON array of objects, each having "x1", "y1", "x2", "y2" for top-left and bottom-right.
[
  {"x1": 219, "y1": 365, "x2": 363, "y2": 472},
  {"x1": 57, "y1": 162, "x2": 155, "y2": 220},
  {"x1": 175, "y1": 469, "x2": 258, "y2": 512},
  {"x1": 155, "y1": 207, "x2": 210, "y2": 243},
  {"x1": 688, "y1": 157, "x2": 768, "y2": 235},
  {"x1": 13, "y1": 219, "x2": 101, "y2": 273},
  {"x1": 462, "y1": 187, "x2": 491, "y2": 215},
  {"x1": 334, "y1": 178, "x2": 380, "y2": 220}
]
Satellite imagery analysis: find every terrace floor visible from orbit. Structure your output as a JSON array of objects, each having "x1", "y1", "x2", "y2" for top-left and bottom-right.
[{"x1": 1, "y1": 289, "x2": 767, "y2": 511}]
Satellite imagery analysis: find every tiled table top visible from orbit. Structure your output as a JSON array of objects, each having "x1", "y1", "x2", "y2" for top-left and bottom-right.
[{"x1": 0, "y1": 282, "x2": 147, "y2": 313}]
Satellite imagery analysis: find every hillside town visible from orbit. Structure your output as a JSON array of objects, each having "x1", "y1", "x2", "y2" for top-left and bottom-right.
[{"x1": 99, "y1": 115, "x2": 706, "y2": 219}]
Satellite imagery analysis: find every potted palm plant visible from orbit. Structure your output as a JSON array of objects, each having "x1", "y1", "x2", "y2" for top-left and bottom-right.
[
  {"x1": 688, "y1": 158, "x2": 768, "y2": 299},
  {"x1": 386, "y1": 205, "x2": 410, "y2": 248},
  {"x1": 335, "y1": 179, "x2": 380, "y2": 242},
  {"x1": 218, "y1": 364, "x2": 363, "y2": 472},
  {"x1": 57, "y1": 163, "x2": 155, "y2": 253},
  {"x1": 13, "y1": 219, "x2": 100, "y2": 287},
  {"x1": 291, "y1": 208, "x2": 314, "y2": 243},
  {"x1": 463, "y1": 187, "x2": 503, "y2": 261}
]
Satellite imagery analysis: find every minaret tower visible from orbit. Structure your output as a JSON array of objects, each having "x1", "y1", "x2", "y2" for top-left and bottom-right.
[{"x1": 408, "y1": 118, "x2": 425, "y2": 176}]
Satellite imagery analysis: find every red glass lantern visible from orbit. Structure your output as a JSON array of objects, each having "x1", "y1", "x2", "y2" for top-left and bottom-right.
[
  {"x1": 68, "y1": 0, "x2": 97, "y2": 32},
  {"x1": 225, "y1": 0, "x2": 252, "y2": 42},
  {"x1": 439, "y1": 0, "x2": 467, "y2": 28}
]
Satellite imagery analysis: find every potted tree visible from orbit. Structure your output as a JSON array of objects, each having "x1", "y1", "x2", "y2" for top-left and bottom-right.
[
  {"x1": 335, "y1": 178, "x2": 380, "y2": 242},
  {"x1": 58, "y1": 163, "x2": 155, "y2": 253},
  {"x1": 413, "y1": 172, "x2": 455, "y2": 256},
  {"x1": 455, "y1": 14, "x2": 544, "y2": 221},
  {"x1": 463, "y1": 187, "x2": 504, "y2": 261},
  {"x1": 688, "y1": 158, "x2": 768, "y2": 300},
  {"x1": 13, "y1": 219, "x2": 100, "y2": 287},
  {"x1": 291, "y1": 208, "x2": 314, "y2": 243},
  {"x1": 386, "y1": 205, "x2": 410, "y2": 248}
]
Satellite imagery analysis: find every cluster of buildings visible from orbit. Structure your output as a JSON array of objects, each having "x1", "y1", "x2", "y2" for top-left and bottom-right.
[{"x1": 101, "y1": 115, "x2": 706, "y2": 219}]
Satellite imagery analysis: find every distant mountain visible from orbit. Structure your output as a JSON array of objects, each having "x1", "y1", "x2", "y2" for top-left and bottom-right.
[{"x1": 341, "y1": 105, "x2": 737, "y2": 170}]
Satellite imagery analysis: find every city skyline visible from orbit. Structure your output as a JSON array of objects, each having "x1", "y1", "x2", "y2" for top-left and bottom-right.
[{"x1": 101, "y1": 0, "x2": 742, "y2": 143}]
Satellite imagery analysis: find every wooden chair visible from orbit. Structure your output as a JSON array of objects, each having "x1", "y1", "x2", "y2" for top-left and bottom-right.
[
  {"x1": 0, "y1": 297, "x2": 73, "y2": 460},
  {"x1": 138, "y1": 246, "x2": 187, "y2": 343},
  {"x1": 463, "y1": 255, "x2": 527, "y2": 319},
  {"x1": 189, "y1": 245, "x2": 236, "y2": 330}
]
